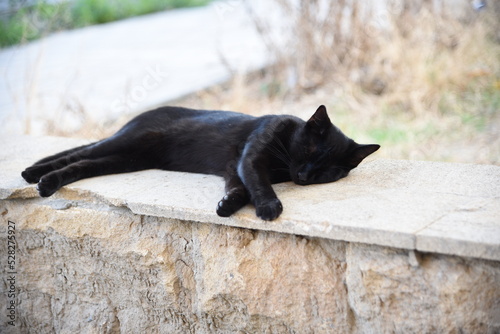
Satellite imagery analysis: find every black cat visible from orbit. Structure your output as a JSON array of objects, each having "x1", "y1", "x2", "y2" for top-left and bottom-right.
[{"x1": 21, "y1": 105, "x2": 379, "y2": 220}]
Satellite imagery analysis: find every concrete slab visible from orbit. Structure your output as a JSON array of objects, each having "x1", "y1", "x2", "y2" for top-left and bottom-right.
[
  {"x1": 1, "y1": 135, "x2": 499, "y2": 261},
  {"x1": 416, "y1": 199, "x2": 500, "y2": 260}
]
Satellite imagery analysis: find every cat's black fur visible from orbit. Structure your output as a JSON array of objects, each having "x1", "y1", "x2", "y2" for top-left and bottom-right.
[{"x1": 22, "y1": 105, "x2": 379, "y2": 220}]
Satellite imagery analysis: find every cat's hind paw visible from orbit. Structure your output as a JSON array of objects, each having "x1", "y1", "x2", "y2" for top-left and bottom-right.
[
  {"x1": 256, "y1": 198, "x2": 283, "y2": 221},
  {"x1": 36, "y1": 174, "x2": 61, "y2": 197},
  {"x1": 21, "y1": 167, "x2": 42, "y2": 184}
]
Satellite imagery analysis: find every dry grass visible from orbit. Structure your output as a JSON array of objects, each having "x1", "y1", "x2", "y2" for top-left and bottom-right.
[
  {"x1": 44, "y1": 102, "x2": 128, "y2": 139},
  {"x1": 242, "y1": 0, "x2": 500, "y2": 114},
  {"x1": 179, "y1": 0, "x2": 500, "y2": 164}
]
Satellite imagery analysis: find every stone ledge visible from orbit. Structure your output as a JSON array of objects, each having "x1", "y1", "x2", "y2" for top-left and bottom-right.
[{"x1": 2, "y1": 135, "x2": 499, "y2": 261}]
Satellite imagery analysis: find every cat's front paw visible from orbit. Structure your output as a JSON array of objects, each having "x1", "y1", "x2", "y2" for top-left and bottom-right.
[
  {"x1": 37, "y1": 174, "x2": 61, "y2": 197},
  {"x1": 216, "y1": 191, "x2": 249, "y2": 217},
  {"x1": 256, "y1": 198, "x2": 283, "y2": 221}
]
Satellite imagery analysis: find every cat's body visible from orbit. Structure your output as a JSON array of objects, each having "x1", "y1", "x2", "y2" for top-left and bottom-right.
[{"x1": 22, "y1": 105, "x2": 379, "y2": 220}]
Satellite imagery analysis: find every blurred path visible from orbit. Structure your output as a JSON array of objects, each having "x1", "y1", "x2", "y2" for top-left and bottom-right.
[{"x1": 0, "y1": 1, "x2": 274, "y2": 136}]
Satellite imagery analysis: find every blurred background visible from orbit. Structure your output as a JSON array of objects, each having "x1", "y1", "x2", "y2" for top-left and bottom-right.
[{"x1": 0, "y1": 0, "x2": 499, "y2": 164}]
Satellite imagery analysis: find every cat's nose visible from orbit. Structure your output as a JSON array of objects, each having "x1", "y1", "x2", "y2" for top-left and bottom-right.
[{"x1": 297, "y1": 172, "x2": 308, "y2": 182}]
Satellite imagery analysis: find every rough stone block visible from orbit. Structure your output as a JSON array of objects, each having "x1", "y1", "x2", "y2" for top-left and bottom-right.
[{"x1": 2, "y1": 199, "x2": 499, "y2": 333}]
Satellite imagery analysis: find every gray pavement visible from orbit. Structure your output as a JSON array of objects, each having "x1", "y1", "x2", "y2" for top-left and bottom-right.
[{"x1": 0, "y1": 1, "x2": 274, "y2": 136}]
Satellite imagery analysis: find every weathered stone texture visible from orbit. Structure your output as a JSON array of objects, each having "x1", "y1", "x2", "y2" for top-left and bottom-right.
[
  {"x1": 1, "y1": 198, "x2": 499, "y2": 333},
  {"x1": 346, "y1": 244, "x2": 500, "y2": 334},
  {"x1": 1, "y1": 199, "x2": 350, "y2": 333}
]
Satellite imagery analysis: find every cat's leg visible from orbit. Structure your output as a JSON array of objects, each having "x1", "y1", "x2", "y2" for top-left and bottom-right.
[
  {"x1": 216, "y1": 173, "x2": 250, "y2": 217},
  {"x1": 22, "y1": 143, "x2": 100, "y2": 183},
  {"x1": 36, "y1": 155, "x2": 151, "y2": 197},
  {"x1": 32, "y1": 143, "x2": 94, "y2": 165},
  {"x1": 238, "y1": 140, "x2": 284, "y2": 221},
  {"x1": 239, "y1": 165, "x2": 283, "y2": 221},
  {"x1": 23, "y1": 153, "x2": 87, "y2": 184},
  {"x1": 22, "y1": 137, "x2": 130, "y2": 184}
]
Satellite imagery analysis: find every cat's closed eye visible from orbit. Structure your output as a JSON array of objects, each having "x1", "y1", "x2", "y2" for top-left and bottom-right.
[{"x1": 303, "y1": 143, "x2": 319, "y2": 157}]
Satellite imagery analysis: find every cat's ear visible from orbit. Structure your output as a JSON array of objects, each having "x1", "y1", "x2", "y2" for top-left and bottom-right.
[
  {"x1": 306, "y1": 105, "x2": 332, "y2": 135},
  {"x1": 348, "y1": 144, "x2": 380, "y2": 167}
]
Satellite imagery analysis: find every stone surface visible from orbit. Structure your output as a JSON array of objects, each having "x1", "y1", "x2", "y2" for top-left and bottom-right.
[
  {"x1": 346, "y1": 244, "x2": 500, "y2": 333},
  {"x1": 1, "y1": 199, "x2": 350, "y2": 333},
  {"x1": 1, "y1": 135, "x2": 499, "y2": 261},
  {"x1": 1, "y1": 198, "x2": 499, "y2": 333}
]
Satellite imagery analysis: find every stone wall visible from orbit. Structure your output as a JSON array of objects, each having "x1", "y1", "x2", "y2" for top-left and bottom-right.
[
  {"x1": 1, "y1": 198, "x2": 499, "y2": 334},
  {"x1": 1, "y1": 135, "x2": 500, "y2": 333}
]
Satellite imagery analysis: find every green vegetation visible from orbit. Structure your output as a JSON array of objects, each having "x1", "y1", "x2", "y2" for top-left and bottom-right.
[{"x1": 0, "y1": 0, "x2": 210, "y2": 47}]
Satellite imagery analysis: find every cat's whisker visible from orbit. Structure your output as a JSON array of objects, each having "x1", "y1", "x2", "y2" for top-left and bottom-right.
[
  {"x1": 271, "y1": 168, "x2": 289, "y2": 172},
  {"x1": 274, "y1": 138, "x2": 290, "y2": 156},
  {"x1": 279, "y1": 146, "x2": 292, "y2": 162},
  {"x1": 267, "y1": 142, "x2": 291, "y2": 167},
  {"x1": 267, "y1": 149, "x2": 289, "y2": 166},
  {"x1": 270, "y1": 138, "x2": 292, "y2": 166}
]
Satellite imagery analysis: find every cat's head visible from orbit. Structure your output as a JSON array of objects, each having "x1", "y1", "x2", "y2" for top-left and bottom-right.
[{"x1": 289, "y1": 105, "x2": 380, "y2": 185}]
